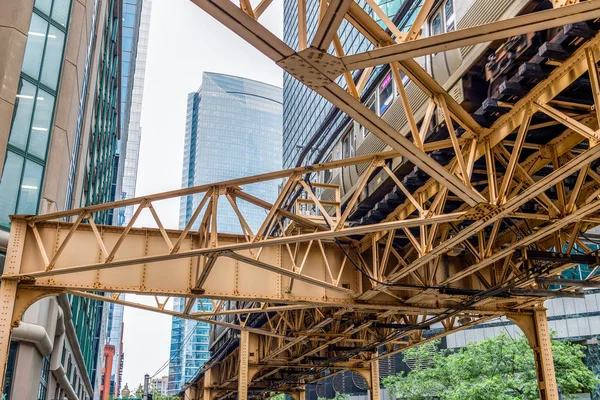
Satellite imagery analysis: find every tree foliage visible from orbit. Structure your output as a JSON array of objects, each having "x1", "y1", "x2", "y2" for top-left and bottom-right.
[
  {"x1": 382, "y1": 333, "x2": 597, "y2": 400},
  {"x1": 152, "y1": 393, "x2": 181, "y2": 400},
  {"x1": 317, "y1": 394, "x2": 349, "y2": 400}
]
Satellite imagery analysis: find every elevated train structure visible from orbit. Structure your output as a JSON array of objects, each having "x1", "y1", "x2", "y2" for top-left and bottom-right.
[{"x1": 3, "y1": 0, "x2": 600, "y2": 399}]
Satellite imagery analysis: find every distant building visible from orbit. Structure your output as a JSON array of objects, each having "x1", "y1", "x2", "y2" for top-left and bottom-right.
[
  {"x1": 168, "y1": 72, "x2": 282, "y2": 393},
  {"x1": 114, "y1": 0, "x2": 153, "y2": 226},
  {"x1": 151, "y1": 375, "x2": 169, "y2": 395},
  {"x1": 104, "y1": 0, "x2": 153, "y2": 398},
  {"x1": 101, "y1": 345, "x2": 116, "y2": 400}
]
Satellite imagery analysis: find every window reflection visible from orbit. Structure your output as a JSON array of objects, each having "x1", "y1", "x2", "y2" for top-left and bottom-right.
[
  {"x1": 0, "y1": 153, "x2": 25, "y2": 227},
  {"x1": 8, "y1": 80, "x2": 37, "y2": 150},
  {"x1": 23, "y1": 14, "x2": 48, "y2": 80}
]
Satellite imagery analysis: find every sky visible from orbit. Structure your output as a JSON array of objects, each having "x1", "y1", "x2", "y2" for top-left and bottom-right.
[{"x1": 121, "y1": 0, "x2": 284, "y2": 388}]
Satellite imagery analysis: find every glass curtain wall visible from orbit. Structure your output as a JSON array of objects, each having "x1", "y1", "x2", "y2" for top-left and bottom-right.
[{"x1": 0, "y1": 0, "x2": 72, "y2": 229}]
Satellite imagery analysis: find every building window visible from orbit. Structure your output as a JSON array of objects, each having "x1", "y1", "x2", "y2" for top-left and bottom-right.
[
  {"x1": 38, "y1": 355, "x2": 50, "y2": 400},
  {"x1": 0, "y1": 0, "x2": 71, "y2": 230},
  {"x1": 3, "y1": 341, "x2": 19, "y2": 398},
  {"x1": 66, "y1": 354, "x2": 72, "y2": 379}
]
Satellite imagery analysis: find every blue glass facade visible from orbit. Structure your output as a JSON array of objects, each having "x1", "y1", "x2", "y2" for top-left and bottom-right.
[
  {"x1": 0, "y1": 0, "x2": 71, "y2": 229},
  {"x1": 178, "y1": 72, "x2": 283, "y2": 234},
  {"x1": 114, "y1": 0, "x2": 152, "y2": 227},
  {"x1": 168, "y1": 299, "x2": 213, "y2": 394},
  {"x1": 168, "y1": 72, "x2": 282, "y2": 394},
  {"x1": 282, "y1": 0, "x2": 421, "y2": 168},
  {"x1": 111, "y1": 0, "x2": 144, "y2": 225}
]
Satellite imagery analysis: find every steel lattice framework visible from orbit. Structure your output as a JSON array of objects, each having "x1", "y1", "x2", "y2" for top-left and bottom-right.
[{"x1": 3, "y1": 0, "x2": 600, "y2": 399}]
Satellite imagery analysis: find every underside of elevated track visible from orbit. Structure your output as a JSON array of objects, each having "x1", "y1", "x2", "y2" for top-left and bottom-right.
[{"x1": 5, "y1": 0, "x2": 600, "y2": 399}]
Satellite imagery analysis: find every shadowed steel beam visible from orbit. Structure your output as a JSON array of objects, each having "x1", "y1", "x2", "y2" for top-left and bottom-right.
[
  {"x1": 342, "y1": 1, "x2": 600, "y2": 70},
  {"x1": 536, "y1": 278, "x2": 600, "y2": 288},
  {"x1": 384, "y1": 142, "x2": 600, "y2": 284}
]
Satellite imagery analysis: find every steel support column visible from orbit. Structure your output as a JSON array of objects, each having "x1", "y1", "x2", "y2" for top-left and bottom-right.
[
  {"x1": 0, "y1": 220, "x2": 27, "y2": 397},
  {"x1": 185, "y1": 386, "x2": 198, "y2": 400},
  {"x1": 238, "y1": 330, "x2": 259, "y2": 399},
  {"x1": 0, "y1": 280, "x2": 17, "y2": 397},
  {"x1": 370, "y1": 356, "x2": 381, "y2": 400},
  {"x1": 204, "y1": 368, "x2": 215, "y2": 400},
  {"x1": 510, "y1": 309, "x2": 559, "y2": 400}
]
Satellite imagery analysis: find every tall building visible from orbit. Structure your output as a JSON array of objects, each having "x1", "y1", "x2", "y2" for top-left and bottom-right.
[
  {"x1": 100, "y1": 344, "x2": 116, "y2": 400},
  {"x1": 103, "y1": 0, "x2": 153, "y2": 398},
  {"x1": 168, "y1": 72, "x2": 283, "y2": 393},
  {"x1": 0, "y1": 0, "x2": 122, "y2": 398},
  {"x1": 151, "y1": 375, "x2": 169, "y2": 395},
  {"x1": 114, "y1": 0, "x2": 152, "y2": 226}
]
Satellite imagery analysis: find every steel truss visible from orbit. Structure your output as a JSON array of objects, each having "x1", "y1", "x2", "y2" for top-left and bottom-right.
[{"x1": 3, "y1": 0, "x2": 600, "y2": 399}]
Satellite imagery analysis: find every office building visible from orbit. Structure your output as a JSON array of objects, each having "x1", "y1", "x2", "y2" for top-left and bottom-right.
[
  {"x1": 168, "y1": 72, "x2": 282, "y2": 393},
  {"x1": 114, "y1": 0, "x2": 152, "y2": 226},
  {"x1": 101, "y1": 344, "x2": 116, "y2": 400},
  {"x1": 103, "y1": 0, "x2": 153, "y2": 397},
  {"x1": 0, "y1": 0, "x2": 122, "y2": 398},
  {"x1": 151, "y1": 375, "x2": 169, "y2": 395}
]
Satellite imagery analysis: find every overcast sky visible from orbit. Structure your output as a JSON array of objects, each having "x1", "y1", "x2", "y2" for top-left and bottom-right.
[{"x1": 121, "y1": 0, "x2": 284, "y2": 388}]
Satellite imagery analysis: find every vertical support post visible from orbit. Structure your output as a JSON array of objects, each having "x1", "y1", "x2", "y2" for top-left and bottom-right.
[
  {"x1": 370, "y1": 356, "x2": 381, "y2": 400},
  {"x1": 0, "y1": 219, "x2": 27, "y2": 397},
  {"x1": 0, "y1": 281, "x2": 17, "y2": 398},
  {"x1": 510, "y1": 308, "x2": 559, "y2": 400},
  {"x1": 203, "y1": 368, "x2": 213, "y2": 400},
  {"x1": 238, "y1": 330, "x2": 259, "y2": 400},
  {"x1": 238, "y1": 330, "x2": 250, "y2": 400},
  {"x1": 184, "y1": 386, "x2": 198, "y2": 400}
]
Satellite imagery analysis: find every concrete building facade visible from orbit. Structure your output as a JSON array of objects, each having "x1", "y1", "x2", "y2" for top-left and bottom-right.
[
  {"x1": 151, "y1": 375, "x2": 169, "y2": 396},
  {"x1": 0, "y1": 0, "x2": 123, "y2": 398}
]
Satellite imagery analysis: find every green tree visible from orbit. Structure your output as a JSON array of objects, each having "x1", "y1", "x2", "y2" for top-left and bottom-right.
[
  {"x1": 317, "y1": 394, "x2": 350, "y2": 400},
  {"x1": 382, "y1": 333, "x2": 598, "y2": 400},
  {"x1": 152, "y1": 393, "x2": 181, "y2": 400}
]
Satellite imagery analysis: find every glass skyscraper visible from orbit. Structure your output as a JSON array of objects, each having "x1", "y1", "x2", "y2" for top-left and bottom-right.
[
  {"x1": 105, "y1": 0, "x2": 152, "y2": 398},
  {"x1": 114, "y1": 0, "x2": 152, "y2": 227},
  {"x1": 168, "y1": 72, "x2": 282, "y2": 393}
]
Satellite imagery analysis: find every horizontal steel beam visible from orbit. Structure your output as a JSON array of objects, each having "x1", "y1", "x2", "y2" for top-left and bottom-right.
[
  {"x1": 525, "y1": 251, "x2": 600, "y2": 265},
  {"x1": 536, "y1": 278, "x2": 600, "y2": 288}
]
